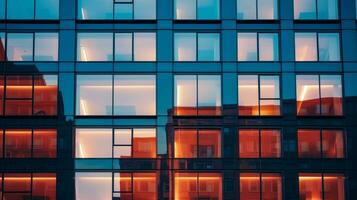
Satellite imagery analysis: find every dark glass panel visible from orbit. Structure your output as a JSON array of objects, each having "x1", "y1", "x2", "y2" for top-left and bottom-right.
[
  {"x1": 7, "y1": 0, "x2": 34, "y2": 19},
  {"x1": 0, "y1": 75, "x2": 3, "y2": 115},
  {"x1": 0, "y1": 130, "x2": 3, "y2": 157},
  {"x1": 35, "y1": 0, "x2": 59, "y2": 19},
  {"x1": 298, "y1": 129, "x2": 321, "y2": 158},
  {"x1": 239, "y1": 130, "x2": 259, "y2": 158},
  {"x1": 32, "y1": 173, "x2": 56, "y2": 200},
  {"x1": 33, "y1": 129, "x2": 57, "y2": 158},
  {"x1": 5, "y1": 129, "x2": 32, "y2": 158},
  {"x1": 0, "y1": 33, "x2": 5, "y2": 61}
]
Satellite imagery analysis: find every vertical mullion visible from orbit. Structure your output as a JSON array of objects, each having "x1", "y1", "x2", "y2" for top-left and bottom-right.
[
  {"x1": 258, "y1": 75, "x2": 261, "y2": 116},
  {"x1": 30, "y1": 173, "x2": 33, "y2": 200},
  {"x1": 196, "y1": 0, "x2": 198, "y2": 19},
  {"x1": 132, "y1": 0, "x2": 134, "y2": 20},
  {"x1": 321, "y1": 173, "x2": 325, "y2": 200},
  {"x1": 256, "y1": 0, "x2": 259, "y2": 19},
  {"x1": 131, "y1": 173, "x2": 134, "y2": 200},
  {"x1": 31, "y1": 75, "x2": 35, "y2": 116},
  {"x1": 32, "y1": 33, "x2": 35, "y2": 62},
  {"x1": 112, "y1": 129, "x2": 115, "y2": 158},
  {"x1": 34, "y1": 0, "x2": 36, "y2": 19},
  {"x1": 318, "y1": 75, "x2": 322, "y2": 115},
  {"x1": 315, "y1": 0, "x2": 318, "y2": 19},
  {"x1": 257, "y1": 33, "x2": 260, "y2": 61},
  {"x1": 316, "y1": 33, "x2": 320, "y2": 61},
  {"x1": 196, "y1": 75, "x2": 198, "y2": 116},
  {"x1": 131, "y1": 129, "x2": 134, "y2": 158},
  {"x1": 112, "y1": 172, "x2": 114, "y2": 199},
  {"x1": 132, "y1": 33, "x2": 134, "y2": 61}
]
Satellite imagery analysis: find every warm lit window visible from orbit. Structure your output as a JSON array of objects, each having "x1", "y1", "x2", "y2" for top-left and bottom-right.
[
  {"x1": 2, "y1": 129, "x2": 57, "y2": 158},
  {"x1": 76, "y1": 75, "x2": 156, "y2": 116},
  {"x1": 174, "y1": 172, "x2": 222, "y2": 200},
  {"x1": 75, "y1": 128, "x2": 156, "y2": 158},
  {"x1": 1, "y1": 173, "x2": 56, "y2": 200},
  {"x1": 6, "y1": 33, "x2": 58, "y2": 61},
  {"x1": 174, "y1": 33, "x2": 220, "y2": 61},
  {"x1": 0, "y1": 33, "x2": 5, "y2": 61},
  {"x1": 296, "y1": 75, "x2": 343, "y2": 116},
  {"x1": 237, "y1": 33, "x2": 279, "y2": 61},
  {"x1": 298, "y1": 129, "x2": 344, "y2": 158},
  {"x1": 174, "y1": 0, "x2": 220, "y2": 20},
  {"x1": 238, "y1": 75, "x2": 280, "y2": 116},
  {"x1": 78, "y1": 0, "x2": 156, "y2": 20},
  {"x1": 77, "y1": 33, "x2": 113, "y2": 61},
  {"x1": 240, "y1": 173, "x2": 282, "y2": 200},
  {"x1": 295, "y1": 33, "x2": 340, "y2": 61},
  {"x1": 294, "y1": 0, "x2": 338, "y2": 20},
  {"x1": 76, "y1": 172, "x2": 157, "y2": 200},
  {"x1": 239, "y1": 129, "x2": 281, "y2": 158},
  {"x1": 299, "y1": 173, "x2": 345, "y2": 200},
  {"x1": 174, "y1": 129, "x2": 221, "y2": 158},
  {"x1": 174, "y1": 75, "x2": 221, "y2": 116},
  {"x1": 1, "y1": 75, "x2": 57, "y2": 116},
  {"x1": 237, "y1": 0, "x2": 278, "y2": 20},
  {"x1": 5, "y1": 0, "x2": 59, "y2": 19}
]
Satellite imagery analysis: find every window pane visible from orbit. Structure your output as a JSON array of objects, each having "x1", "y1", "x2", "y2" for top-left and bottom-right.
[
  {"x1": 0, "y1": 130, "x2": 3, "y2": 157},
  {"x1": 0, "y1": 32, "x2": 5, "y2": 61},
  {"x1": 7, "y1": 0, "x2": 34, "y2": 19},
  {"x1": 5, "y1": 129, "x2": 32, "y2": 158},
  {"x1": 34, "y1": 75, "x2": 58, "y2": 116},
  {"x1": 0, "y1": 0, "x2": 4, "y2": 19},
  {"x1": 78, "y1": 0, "x2": 113, "y2": 19},
  {"x1": 75, "y1": 129, "x2": 112, "y2": 158},
  {"x1": 237, "y1": 0, "x2": 256, "y2": 19},
  {"x1": 318, "y1": 0, "x2": 338, "y2": 19},
  {"x1": 296, "y1": 75, "x2": 320, "y2": 116},
  {"x1": 36, "y1": 0, "x2": 59, "y2": 19},
  {"x1": 198, "y1": 33, "x2": 220, "y2": 61},
  {"x1": 0, "y1": 76, "x2": 3, "y2": 115},
  {"x1": 262, "y1": 174, "x2": 282, "y2": 200},
  {"x1": 174, "y1": 75, "x2": 197, "y2": 115},
  {"x1": 174, "y1": 173, "x2": 198, "y2": 199},
  {"x1": 295, "y1": 33, "x2": 317, "y2": 61},
  {"x1": 115, "y1": 129, "x2": 132, "y2": 145},
  {"x1": 260, "y1": 130, "x2": 281, "y2": 158},
  {"x1": 299, "y1": 173, "x2": 322, "y2": 200},
  {"x1": 294, "y1": 0, "x2": 316, "y2": 19},
  {"x1": 175, "y1": 0, "x2": 196, "y2": 19},
  {"x1": 198, "y1": 173, "x2": 222, "y2": 200},
  {"x1": 114, "y1": 75, "x2": 156, "y2": 116},
  {"x1": 239, "y1": 130, "x2": 259, "y2": 158},
  {"x1": 324, "y1": 174, "x2": 345, "y2": 200},
  {"x1": 134, "y1": 33, "x2": 156, "y2": 61},
  {"x1": 115, "y1": 33, "x2": 133, "y2": 61},
  {"x1": 32, "y1": 173, "x2": 56, "y2": 200},
  {"x1": 322, "y1": 130, "x2": 344, "y2": 158},
  {"x1": 77, "y1": 33, "x2": 113, "y2": 61},
  {"x1": 240, "y1": 173, "x2": 260, "y2": 200},
  {"x1": 33, "y1": 129, "x2": 57, "y2": 158},
  {"x1": 75, "y1": 173, "x2": 112, "y2": 200},
  {"x1": 7, "y1": 33, "x2": 33, "y2": 61},
  {"x1": 133, "y1": 129, "x2": 156, "y2": 158},
  {"x1": 198, "y1": 75, "x2": 221, "y2": 115},
  {"x1": 258, "y1": 0, "x2": 278, "y2": 19},
  {"x1": 5, "y1": 76, "x2": 33, "y2": 116},
  {"x1": 175, "y1": 33, "x2": 196, "y2": 61},
  {"x1": 114, "y1": 173, "x2": 132, "y2": 192},
  {"x1": 34, "y1": 33, "x2": 58, "y2": 61},
  {"x1": 238, "y1": 33, "x2": 257, "y2": 61},
  {"x1": 115, "y1": 4, "x2": 133, "y2": 19},
  {"x1": 318, "y1": 33, "x2": 340, "y2": 61},
  {"x1": 134, "y1": 0, "x2": 156, "y2": 19},
  {"x1": 198, "y1": 130, "x2": 221, "y2": 158},
  {"x1": 260, "y1": 76, "x2": 280, "y2": 116},
  {"x1": 76, "y1": 75, "x2": 113, "y2": 116},
  {"x1": 133, "y1": 173, "x2": 157, "y2": 199},
  {"x1": 320, "y1": 75, "x2": 343, "y2": 115},
  {"x1": 4, "y1": 173, "x2": 31, "y2": 192},
  {"x1": 174, "y1": 129, "x2": 197, "y2": 158},
  {"x1": 298, "y1": 129, "x2": 321, "y2": 158},
  {"x1": 114, "y1": 146, "x2": 132, "y2": 158},
  {"x1": 197, "y1": 0, "x2": 220, "y2": 19},
  {"x1": 238, "y1": 75, "x2": 259, "y2": 116},
  {"x1": 259, "y1": 33, "x2": 279, "y2": 61}
]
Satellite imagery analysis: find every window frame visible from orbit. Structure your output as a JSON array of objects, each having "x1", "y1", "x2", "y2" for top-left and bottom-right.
[
  {"x1": 174, "y1": 0, "x2": 221, "y2": 20},
  {"x1": 293, "y1": 0, "x2": 340, "y2": 20},
  {"x1": 236, "y1": 0, "x2": 279, "y2": 20},
  {"x1": 4, "y1": 0, "x2": 59, "y2": 20}
]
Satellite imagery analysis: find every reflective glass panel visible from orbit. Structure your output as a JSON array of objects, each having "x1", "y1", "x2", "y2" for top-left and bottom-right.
[
  {"x1": 36, "y1": 0, "x2": 59, "y2": 19},
  {"x1": 7, "y1": 33, "x2": 33, "y2": 61},
  {"x1": 296, "y1": 75, "x2": 320, "y2": 115},
  {"x1": 133, "y1": 129, "x2": 156, "y2": 158},
  {"x1": 34, "y1": 75, "x2": 58, "y2": 116},
  {"x1": 34, "y1": 33, "x2": 58, "y2": 61},
  {"x1": 175, "y1": 0, "x2": 196, "y2": 19},
  {"x1": 240, "y1": 173, "x2": 260, "y2": 200},
  {"x1": 75, "y1": 173, "x2": 112, "y2": 200},
  {"x1": 295, "y1": 33, "x2": 317, "y2": 61},
  {"x1": 237, "y1": 0, "x2": 256, "y2": 19},
  {"x1": 259, "y1": 33, "x2": 279, "y2": 61},
  {"x1": 320, "y1": 75, "x2": 343, "y2": 116},
  {"x1": 134, "y1": 0, "x2": 156, "y2": 19},
  {"x1": 0, "y1": 0, "x2": 4, "y2": 19},
  {"x1": 115, "y1": 3, "x2": 133, "y2": 19},
  {"x1": 174, "y1": 129, "x2": 197, "y2": 158},
  {"x1": 260, "y1": 130, "x2": 281, "y2": 158},
  {"x1": 174, "y1": 173, "x2": 198, "y2": 199},
  {"x1": 77, "y1": 33, "x2": 113, "y2": 61},
  {"x1": 174, "y1": 75, "x2": 197, "y2": 115},
  {"x1": 198, "y1": 33, "x2": 220, "y2": 61},
  {"x1": 75, "y1": 129, "x2": 112, "y2": 158},
  {"x1": 198, "y1": 130, "x2": 221, "y2": 158},
  {"x1": 238, "y1": 75, "x2": 259, "y2": 116},
  {"x1": 198, "y1": 75, "x2": 221, "y2": 115},
  {"x1": 115, "y1": 33, "x2": 133, "y2": 61},
  {"x1": 174, "y1": 33, "x2": 196, "y2": 61},
  {"x1": 0, "y1": 32, "x2": 5, "y2": 61},
  {"x1": 258, "y1": 0, "x2": 278, "y2": 19},
  {"x1": 294, "y1": 0, "x2": 316, "y2": 19},
  {"x1": 134, "y1": 33, "x2": 156, "y2": 61},
  {"x1": 237, "y1": 33, "x2": 257, "y2": 61},
  {"x1": 114, "y1": 173, "x2": 132, "y2": 192},
  {"x1": 133, "y1": 173, "x2": 157, "y2": 199},
  {"x1": 260, "y1": 75, "x2": 280, "y2": 116},
  {"x1": 318, "y1": 33, "x2": 340, "y2": 61},
  {"x1": 7, "y1": 0, "x2": 34, "y2": 19},
  {"x1": 318, "y1": 0, "x2": 338, "y2": 19},
  {"x1": 298, "y1": 129, "x2": 321, "y2": 158},
  {"x1": 32, "y1": 173, "x2": 56, "y2": 200},
  {"x1": 5, "y1": 129, "x2": 32, "y2": 158},
  {"x1": 322, "y1": 130, "x2": 344, "y2": 158},
  {"x1": 77, "y1": 0, "x2": 113, "y2": 19},
  {"x1": 239, "y1": 130, "x2": 259, "y2": 158},
  {"x1": 197, "y1": 0, "x2": 220, "y2": 20},
  {"x1": 299, "y1": 173, "x2": 322, "y2": 200},
  {"x1": 33, "y1": 129, "x2": 57, "y2": 158}
]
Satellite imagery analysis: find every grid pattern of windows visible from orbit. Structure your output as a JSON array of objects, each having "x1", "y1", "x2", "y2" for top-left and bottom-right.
[
  {"x1": 1, "y1": 0, "x2": 59, "y2": 20},
  {"x1": 174, "y1": 0, "x2": 220, "y2": 20},
  {"x1": 237, "y1": 0, "x2": 278, "y2": 20},
  {"x1": 240, "y1": 173, "x2": 282, "y2": 200},
  {"x1": 294, "y1": 0, "x2": 339, "y2": 20}
]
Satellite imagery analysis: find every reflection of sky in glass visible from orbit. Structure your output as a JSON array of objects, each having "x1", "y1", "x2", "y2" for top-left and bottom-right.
[
  {"x1": 115, "y1": 3, "x2": 133, "y2": 19},
  {"x1": 238, "y1": 75, "x2": 258, "y2": 106},
  {"x1": 198, "y1": 33, "x2": 220, "y2": 61},
  {"x1": 134, "y1": 33, "x2": 156, "y2": 61},
  {"x1": 77, "y1": 33, "x2": 113, "y2": 61},
  {"x1": 238, "y1": 33, "x2": 257, "y2": 61},
  {"x1": 294, "y1": 0, "x2": 316, "y2": 19},
  {"x1": 174, "y1": 75, "x2": 197, "y2": 107},
  {"x1": 198, "y1": 75, "x2": 221, "y2": 107},
  {"x1": 259, "y1": 33, "x2": 279, "y2": 61},
  {"x1": 7, "y1": 0, "x2": 34, "y2": 19},
  {"x1": 197, "y1": 0, "x2": 219, "y2": 19},
  {"x1": 175, "y1": 33, "x2": 196, "y2": 61},
  {"x1": 320, "y1": 75, "x2": 342, "y2": 98},
  {"x1": 134, "y1": 0, "x2": 156, "y2": 19},
  {"x1": 35, "y1": 0, "x2": 59, "y2": 19},
  {"x1": 318, "y1": 0, "x2": 338, "y2": 19},
  {"x1": 78, "y1": 0, "x2": 113, "y2": 19},
  {"x1": 237, "y1": 0, "x2": 256, "y2": 19},
  {"x1": 115, "y1": 33, "x2": 133, "y2": 61},
  {"x1": 175, "y1": 0, "x2": 196, "y2": 19},
  {"x1": 0, "y1": 0, "x2": 5, "y2": 19},
  {"x1": 35, "y1": 33, "x2": 58, "y2": 61},
  {"x1": 295, "y1": 33, "x2": 317, "y2": 61},
  {"x1": 7, "y1": 33, "x2": 33, "y2": 61},
  {"x1": 258, "y1": 0, "x2": 278, "y2": 19},
  {"x1": 260, "y1": 76, "x2": 280, "y2": 98},
  {"x1": 318, "y1": 33, "x2": 340, "y2": 61}
]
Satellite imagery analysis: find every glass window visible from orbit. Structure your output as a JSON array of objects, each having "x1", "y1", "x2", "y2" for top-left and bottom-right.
[
  {"x1": 134, "y1": 0, "x2": 156, "y2": 19},
  {"x1": 197, "y1": 0, "x2": 220, "y2": 19},
  {"x1": 239, "y1": 130, "x2": 259, "y2": 158},
  {"x1": 134, "y1": 33, "x2": 156, "y2": 61},
  {"x1": 115, "y1": 3, "x2": 133, "y2": 19},
  {"x1": 0, "y1": 32, "x2": 5, "y2": 61},
  {"x1": 322, "y1": 130, "x2": 344, "y2": 158},
  {"x1": 238, "y1": 33, "x2": 279, "y2": 61},
  {"x1": 237, "y1": 0, "x2": 278, "y2": 20},
  {"x1": 0, "y1": 0, "x2": 4, "y2": 19},
  {"x1": 197, "y1": 33, "x2": 220, "y2": 61},
  {"x1": 7, "y1": 0, "x2": 34, "y2": 19},
  {"x1": 260, "y1": 130, "x2": 281, "y2": 158},
  {"x1": 4, "y1": 173, "x2": 31, "y2": 192},
  {"x1": 174, "y1": 0, "x2": 219, "y2": 20},
  {"x1": 114, "y1": 75, "x2": 156, "y2": 116},
  {"x1": 78, "y1": 0, "x2": 113, "y2": 19},
  {"x1": 32, "y1": 173, "x2": 56, "y2": 200},
  {"x1": 174, "y1": 0, "x2": 196, "y2": 19},
  {"x1": 298, "y1": 129, "x2": 321, "y2": 158},
  {"x1": 33, "y1": 129, "x2": 57, "y2": 158},
  {"x1": 35, "y1": 0, "x2": 59, "y2": 19},
  {"x1": 34, "y1": 75, "x2": 58, "y2": 116},
  {"x1": 115, "y1": 33, "x2": 133, "y2": 61},
  {"x1": 174, "y1": 33, "x2": 196, "y2": 61},
  {"x1": 240, "y1": 173, "x2": 282, "y2": 200},
  {"x1": 5, "y1": 76, "x2": 33, "y2": 116},
  {"x1": 295, "y1": 33, "x2": 317, "y2": 61},
  {"x1": 76, "y1": 173, "x2": 112, "y2": 200},
  {"x1": 294, "y1": 0, "x2": 316, "y2": 19},
  {"x1": 318, "y1": 33, "x2": 340, "y2": 61},
  {"x1": 34, "y1": 33, "x2": 58, "y2": 61},
  {"x1": 0, "y1": 130, "x2": 3, "y2": 157},
  {"x1": 7, "y1": 33, "x2": 33, "y2": 61},
  {"x1": 198, "y1": 130, "x2": 221, "y2": 158},
  {"x1": 259, "y1": 33, "x2": 279, "y2": 61},
  {"x1": 174, "y1": 129, "x2": 197, "y2": 158},
  {"x1": 174, "y1": 75, "x2": 221, "y2": 116},
  {"x1": 237, "y1": 33, "x2": 257, "y2": 61},
  {"x1": 299, "y1": 173, "x2": 345, "y2": 200},
  {"x1": 296, "y1": 75, "x2": 342, "y2": 116},
  {"x1": 0, "y1": 76, "x2": 3, "y2": 115},
  {"x1": 238, "y1": 75, "x2": 280, "y2": 116},
  {"x1": 5, "y1": 129, "x2": 32, "y2": 158},
  {"x1": 75, "y1": 129, "x2": 112, "y2": 158},
  {"x1": 76, "y1": 75, "x2": 113, "y2": 116},
  {"x1": 294, "y1": 0, "x2": 338, "y2": 19},
  {"x1": 77, "y1": 33, "x2": 113, "y2": 61}
]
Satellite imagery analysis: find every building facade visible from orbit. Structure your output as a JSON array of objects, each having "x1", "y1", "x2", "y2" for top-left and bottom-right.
[{"x1": 0, "y1": 0, "x2": 357, "y2": 199}]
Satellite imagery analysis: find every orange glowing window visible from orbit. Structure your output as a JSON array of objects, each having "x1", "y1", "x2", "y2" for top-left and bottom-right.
[
  {"x1": 298, "y1": 129, "x2": 321, "y2": 158},
  {"x1": 322, "y1": 130, "x2": 344, "y2": 158},
  {"x1": 240, "y1": 173, "x2": 282, "y2": 200},
  {"x1": 174, "y1": 172, "x2": 222, "y2": 200},
  {"x1": 34, "y1": 75, "x2": 58, "y2": 116},
  {"x1": 238, "y1": 75, "x2": 280, "y2": 116},
  {"x1": 32, "y1": 173, "x2": 56, "y2": 200},
  {"x1": 299, "y1": 173, "x2": 345, "y2": 200},
  {"x1": 5, "y1": 129, "x2": 32, "y2": 158},
  {"x1": 0, "y1": 75, "x2": 4, "y2": 115},
  {"x1": 174, "y1": 129, "x2": 221, "y2": 158},
  {"x1": 0, "y1": 130, "x2": 3, "y2": 158},
  {"x1": 239, "y1": 129, "x2": 281, "y2": 158},
  {"x1": 33, "y1": 129, "x2": 57, "y2": 158}
]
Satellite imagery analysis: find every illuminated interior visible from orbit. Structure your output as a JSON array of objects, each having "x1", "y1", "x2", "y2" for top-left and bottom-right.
[
  {"x1": 322, "y1": 130, "x2": 344, "y2": 158},
  {"x1": 4, "y1": 129, "x2": 32, "y2": 158},
  {"x1": 240, "y1": 173, "x2": 282, "y2": 200},
  {"x1": 298, "y1": 129, "x2": 321, "y2": 158}
]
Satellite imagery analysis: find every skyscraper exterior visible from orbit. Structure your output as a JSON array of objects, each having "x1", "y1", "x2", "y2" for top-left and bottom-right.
[{"x1": 0, "y1": 0, "x2": 357, "y2": 199}]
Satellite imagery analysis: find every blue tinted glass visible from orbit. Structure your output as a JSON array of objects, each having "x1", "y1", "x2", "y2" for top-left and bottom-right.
[
  {"x1": 115, "y1": 33, "x2": 133, "y2": 61},
  {"x1": 7, "y1": 33, "x2": 33, "y2": 61},
  {"x1": 7, "y1": 0, "x2": 35, "y2": 19},
  {"x1": 294, "y1": 0, "x2": 316, "y2": 19},
  {"x1": 134, "y1": 0, "x2": 156, "y2": 19},
  {"x1": 0, "y1": 0, "x2": 5, "y2": 19},
  {"x1": 114, "y1": 3, "x2": 133, "y2": 19},
  {"x1": 175, "y1": 0, "x2": 196, "y2": 19},
  {"x1": 318, "y1": 33, "x2": 340, "y2": 61},
  {"x1": 259, "y1": 33, "x2": 279, "y2": 61},
  {"x1": 77, "y1": 33, "x2": 113, "y2": 61},
  {"x1": 78, "y1": 0, "x2": 113, "y2": 19},
  {"x1": 35, "y1": 0, "x2": 59, "y2": 19},
  {"x1": 198, "y1": 0, "x2": 219, "y2": 19},
  {"x1": 237, "y1": 0, "x2": 256, "y2": 19},
  {"x1": 198, "y1": 33, "x2": 220, "y2": 61},
  {"x1": 317, "y1": 0, "x2": 338, "y2": 19},
  {"x1": 237, "y1": 33, "x2": 257, "y2": 61},
  {"x1": 174, "y1": 33, "x2": 196, "y2": 61},
  {"x1": 258, "y1": 0, "x2": 278, "y2": 19},
  {"x1": 34, "y1": 33, "x2": 58, "y2": 61}
]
